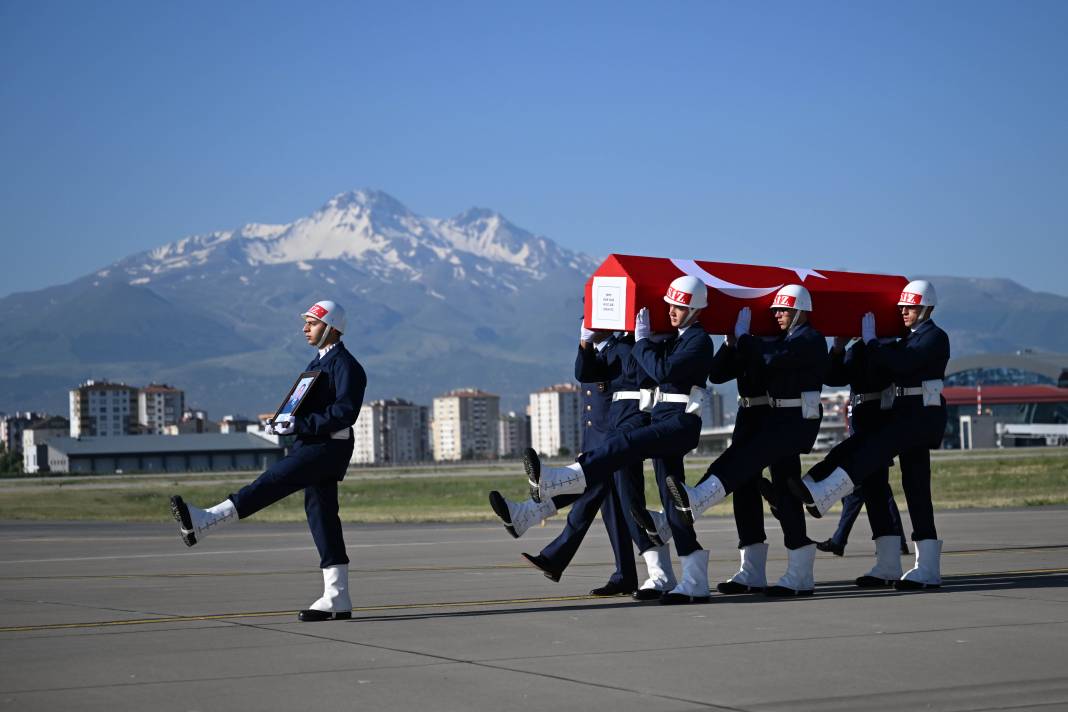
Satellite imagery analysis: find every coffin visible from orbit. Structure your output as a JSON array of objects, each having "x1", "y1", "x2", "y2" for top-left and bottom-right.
[{"x1": 583, "y1": 254, "x2": 909, "y2": 337}]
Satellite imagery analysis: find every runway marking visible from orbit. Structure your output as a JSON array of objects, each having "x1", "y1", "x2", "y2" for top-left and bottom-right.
[
  {"x1": 2, "y1": 566, "x2": 1066, "y2": 635},
  {"x1": 2, "y1": 543, "x2": 1065, "y2": 579}
]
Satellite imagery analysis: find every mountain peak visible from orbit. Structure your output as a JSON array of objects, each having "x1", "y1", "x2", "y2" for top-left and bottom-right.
[{"x1": 322, "y1": 188, "x2": 411, "y2": 217}]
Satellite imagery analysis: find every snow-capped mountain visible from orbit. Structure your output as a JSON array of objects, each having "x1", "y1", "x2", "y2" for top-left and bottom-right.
[{"x1": 0, "y1": 190, "x2": 599, "y2": 417}]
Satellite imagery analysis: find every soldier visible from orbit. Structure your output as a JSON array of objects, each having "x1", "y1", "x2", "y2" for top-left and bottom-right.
[
  {"x1": 664, "y1": 285, "x2": 829, "y2": 596},
  {"x1": 816, "y1": 333, "x2": 909, "y2": 566},
  {"x1": 489, "y1": 325, "x2": 673, "y2": 597},
  {"x1": 519, "y1": 276, "x2": 715, "y2": 604},
  {"x1": 170, "y1": 300, "x2": 366, "y2": 622},
  {"x1": 793, "y1": 280, "x2": 949, "y2": 590}
]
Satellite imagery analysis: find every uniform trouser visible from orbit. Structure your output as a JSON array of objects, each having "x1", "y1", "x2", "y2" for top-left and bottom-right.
[
  {"x1": 831, "y1": 487, "x2": 907, "y2": 548},
  {"x1": 576, "y1": 411, "x2": 703, "y2": 557},
  {"x1": 820, "y1": 403, "x2": 947, "y2": 541},
  {"x1": 826, "y1": 404, "x2": 907, "y2": 546},
  {"x1": 543, "y1": 461, "x2": 648, "y2": 585},
  {"x1": 705, "y1": 413, "x2": 821, "y2": 550},
  {"x1": 230, "y1": 438, "x2": 353, "y2": 568},
  {"x1": 701, "y1": 406, "x2": 770, "y2": 548}
]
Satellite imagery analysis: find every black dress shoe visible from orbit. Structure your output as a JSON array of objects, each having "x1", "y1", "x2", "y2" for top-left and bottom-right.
[
  {"x1": 659, "y1": 591, "x2": 710, "y2": 605},
  {"x1": 170, "y1": 495, "x2": 196, "y2": 547},
  {"x1": 521, "y1": 552, "x2": 562, "y2": 582},
  {"x1": 855, "y1": 575, "x2": 895, "y2": 588},
  {"x1": 523, "y1": 448, "x2": 541, "y2": 502},
  {"x1": 717, "y1": 581, "x2": 764, "y2": 595},
  {"x1": 632, "y1": 588, "x2": 664, "y2": 601},
  {"x1": 764, "y1": 585, "x2": 814, "y2": 597},
  {"x1": 298, "y1": 609, "x2": 352, "y2": 622},
  {"x1": 628, "y1": 505, "x2": 665, "y2": 547},
  {"x1": 589, "y1": 581, "x2": 637, "y2": 597},
  {"x1": 663, "y1": 476, "x2": 695, "y2": 525},
  {"x1": 488, "y1": 491, "x2": 519, "y2": 538},
  {"x1": 894, "y1": 579, "x2": 940, "y2": 591},
  {"x1": 758, "y1": 478, "x2": 780, "y2": 520},
  {"x1": 816, "y1": 538, "x2": 845, "y2": 557}
]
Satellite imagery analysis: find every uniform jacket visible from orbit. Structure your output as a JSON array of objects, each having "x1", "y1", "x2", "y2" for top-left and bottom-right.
[
  {"x1": 866, "y1": 319, "x2": 950, "y2": 390},
  {"x1": 738, "y1": 322, "x2": 829, "y2": 399},
  {"x1": 709, "y1": 339, "x2": 768, "y2": 399},
  {"x1": 293, "y1": 341, "x2": 367, "y2": 441},
  {"x1": 631, "y1": 323, "x2": 715, "y2": 421}
]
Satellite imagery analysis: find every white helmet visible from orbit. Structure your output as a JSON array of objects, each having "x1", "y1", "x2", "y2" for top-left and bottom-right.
[
  {"x1": 301, "y1": 300, "x2": 347, "y2": 334},
  {"x1": 663, "y1": 275, "x2": 708, "y2": 309},
  {"x1": 898, "y1": 280, "x2": 937, "y2": 307},
  {"x1": 770, "y1": 284, "x2": 812, "y2": 312}
]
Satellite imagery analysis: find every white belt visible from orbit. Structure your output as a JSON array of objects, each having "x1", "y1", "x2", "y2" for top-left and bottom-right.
[
  {"x1": 612, "y1": 391, "x2": 643, "y2": 401},
  {"x1": 738, "y1": 395, "x2": 770, "y2": 408},
  {"x1": 770, "y1": 397, "x2": 802, "y2": 408},
  {"x1": 627, "y1": 386, "x2": 707, "y2": 415},
  {"x1": 895, "y1": 379, "x2": 944, "y2": 407},
  {"x1": 895, "y1": 386, "x2": 923, "y2": 397},
  {"x1": 331, "y1": 428, "x2": 351, "y2": 440},
  {"x1": 769, "y1": 391, "x2": 822, "y2": 419},
  {"x1": 852, "y1": 391, "x2": 884, "y2": 405}
]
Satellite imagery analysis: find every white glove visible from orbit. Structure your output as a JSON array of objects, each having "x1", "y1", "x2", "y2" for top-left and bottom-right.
[
  {"x1": 273, "y1": 420, "x2": 295, "y2": 436},
  {"x1": 264, "y1": 421, "x2": 276, "y2": 435},
  {"x1": 862, "y1": 312, "x2": 877, "y2": 344},
  {"x1": 580, "y1": 320, "x2": 596, "y2": 343},
  {"x1": 734, "y1": 307, "x2": 751, "y2": 339},
  {"x1": 634, "y1": 307, "x2": 651, "y2": 341}
]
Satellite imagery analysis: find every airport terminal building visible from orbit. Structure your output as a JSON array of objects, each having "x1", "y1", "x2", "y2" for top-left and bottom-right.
[{"x1": 44, "y1": 433, "x2": 284, "y2": 474}]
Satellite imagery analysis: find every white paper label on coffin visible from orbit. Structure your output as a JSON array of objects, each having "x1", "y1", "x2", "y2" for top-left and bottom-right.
[{"x1": 591, "y1": 276, "x2": 628, "y2": 331}]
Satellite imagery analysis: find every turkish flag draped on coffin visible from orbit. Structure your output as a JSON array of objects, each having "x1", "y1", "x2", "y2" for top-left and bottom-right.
[{"x1": 583, "y1": 254, "x2": 909, "y2": 338}]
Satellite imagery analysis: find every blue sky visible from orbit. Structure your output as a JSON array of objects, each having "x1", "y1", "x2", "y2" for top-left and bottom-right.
[{"x1": 2, "y1": 0, "x2": 1066, "y2": 297}]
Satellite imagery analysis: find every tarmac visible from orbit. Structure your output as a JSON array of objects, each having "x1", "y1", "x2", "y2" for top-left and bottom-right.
[{"x1": 1, "y1": 507, "x2": 1066, "y2": 712}]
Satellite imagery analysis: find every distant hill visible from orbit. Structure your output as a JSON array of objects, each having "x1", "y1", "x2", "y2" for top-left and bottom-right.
[{"x1": 1, "y1": 190, "x2": 1064, "y2": 418}]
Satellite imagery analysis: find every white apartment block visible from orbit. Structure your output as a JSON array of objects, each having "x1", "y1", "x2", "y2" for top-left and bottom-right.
[
  {"x1": 22, "y1": 416, "x2": 70, "y2": 473},
  {"x1": 352, "y1": 399, "x2": 430, "y2": 465},
  {"x1": 138, "y1": 384, "x2": 185, "y2": 434},
  {"x1": 498, "y1": 410, "x2": 531, "y2": 458},
  {"x1": 69, "y1": 381, "x2": 139, "y2": 437},
  {"x1": 529, "y1": 383, "x2": 581, "y2": 458},
  {"x1": 1, "y1": 411, "x2": 47, "y2": 455},
  {"x1": 431, "y1": 389, "x2": 500, "y2": 461}
]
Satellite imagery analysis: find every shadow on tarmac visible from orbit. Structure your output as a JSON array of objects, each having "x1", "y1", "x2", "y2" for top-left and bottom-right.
[{"x1": 338, "y1": 569, "x2": 1068, "y2": 624}]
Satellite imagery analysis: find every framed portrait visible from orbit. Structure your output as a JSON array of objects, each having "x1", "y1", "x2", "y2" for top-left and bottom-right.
[{"x1": 272, "y1": 371, "x2": 322, "y2": 424}]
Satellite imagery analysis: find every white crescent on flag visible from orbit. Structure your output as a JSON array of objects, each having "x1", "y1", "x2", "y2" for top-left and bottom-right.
[{"x1": 670, "y1": 259, "x2": 782, "y2": 299}]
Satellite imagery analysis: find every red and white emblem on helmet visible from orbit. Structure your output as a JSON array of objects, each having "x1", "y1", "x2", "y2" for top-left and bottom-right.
[
  {"x1": 898, "y1": 291, "x2": 921, "y2": 305},
  {"x1": 772, "y1": 293, "x2": 797, "y2": 308},
  {"x1": 665, "y1": 286, "x2": 692, "y2": 305},
  {"x1": 307, "y1": 304, "x2": 328, "y2": 319}
]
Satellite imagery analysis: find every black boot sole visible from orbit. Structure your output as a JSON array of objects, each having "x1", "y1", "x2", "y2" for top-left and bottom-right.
[
  {"x1": 632, "y1": 588, "x2": 665, "y2": 601},
  {"x1": 786, "y1": 477, "x2": 815, "y2": 506},
  {"x1": 488, "y1": 491, "x2": 518, "y2": 539},
  {"x1": 521, "y1": 552, "x2": 562, "y2": 582},
  {"x1": 894, "y1": 579, "x2": 940, "y2": 591},
  {"x1": 855, "y1": 576, "x2": 896, "y2": 588},
  {"x1": 764, "y1": 586, "x2": 814, "y2": 597},
  {"x1": 169, "y1": 496, "x2": 197, "y2": 547},
  {"x1": 717, "y1": 582, "x2": 765, "y2": 595},
  {"x1": 628, "y1": 505, "x2": 665, "y2": 548},
  {"x1": 523, "y1": 448, "x2": 541, "y2": 503},
  {"x1": 298, "y1": 610, "x2": 352, "y2": 622},
  {"x1": 664, "y1": 476, "x2": 695, "y2": 525},
  {"x1": 659, "y1": 592, "x2": 711, "y2": 605}
]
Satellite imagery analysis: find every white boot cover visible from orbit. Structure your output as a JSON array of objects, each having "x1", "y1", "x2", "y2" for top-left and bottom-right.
[
  {"x1": 680, "y1": 475, "x2": 726, "y2": 520},
  {"x1": 190, "y1": 499, "x2": 237, "y2": 540},
  {"x1": 861, "y1": 536, "x2": 904, "y2": 584},
  {"x1": 900, "y1": 539, "x2": 942, "y2": 587},
  {"x1": 507, "y1": 497, "x2": 558, "y2": 538},
  {"x1": 309, "y1": 565, "x2": 352, "y2": 613},
  {"x1": 773, "y1": 543, "x2": 816, "y2": 593},
  {"x1": 539, "y1": 463, "x2": 586, "y2": 500},
  {"x1": 648, "y1": 509, "x2": 674, "y2": 546},
  {"x1": 726, "y1": 543, "x2": 769, "y2": 589},
  {"x1": 638, "y1": 544, "x2": 677, "y2": 592},
  {"x1": 801, "y1": 467, "x2": 854, "y2": 517},
  {"x1": 667, "y1": 549, "x2": 710, "y2": 599}
]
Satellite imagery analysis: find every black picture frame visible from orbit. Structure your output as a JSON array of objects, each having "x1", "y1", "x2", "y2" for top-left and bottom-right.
[{"x1": 271, "y1": 370, "x2": 322, "y2": 424}]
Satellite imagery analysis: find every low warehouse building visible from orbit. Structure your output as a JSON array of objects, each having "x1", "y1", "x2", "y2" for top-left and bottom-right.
[{"x1": 45, "y1": 433, "x2": 284, "y2": 474}]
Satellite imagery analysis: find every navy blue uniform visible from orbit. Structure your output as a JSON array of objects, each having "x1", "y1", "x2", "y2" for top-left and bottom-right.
[
  {"x1": 230, "y1": 342, "x2": 366, "y2": 568},
  {"x1": 536, "y1": 335, "x2": 656, "y2": 587},
  {"x1": 702, "y1": 322, "x2": 829, "y2": 550},
  {"x1": 823, "y1": 341, "x2": 907, "y2": 547},
  {"x1": 816, "y1": 320, "x2": 949, "y2": 540},
  {"x1": 575, "y1": 324, "x2": 715, "y2": 557}
]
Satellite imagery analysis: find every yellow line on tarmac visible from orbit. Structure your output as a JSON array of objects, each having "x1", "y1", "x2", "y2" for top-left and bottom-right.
[{"x1": 0, "y1": 594, "x2": 600, "y2": 633}]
